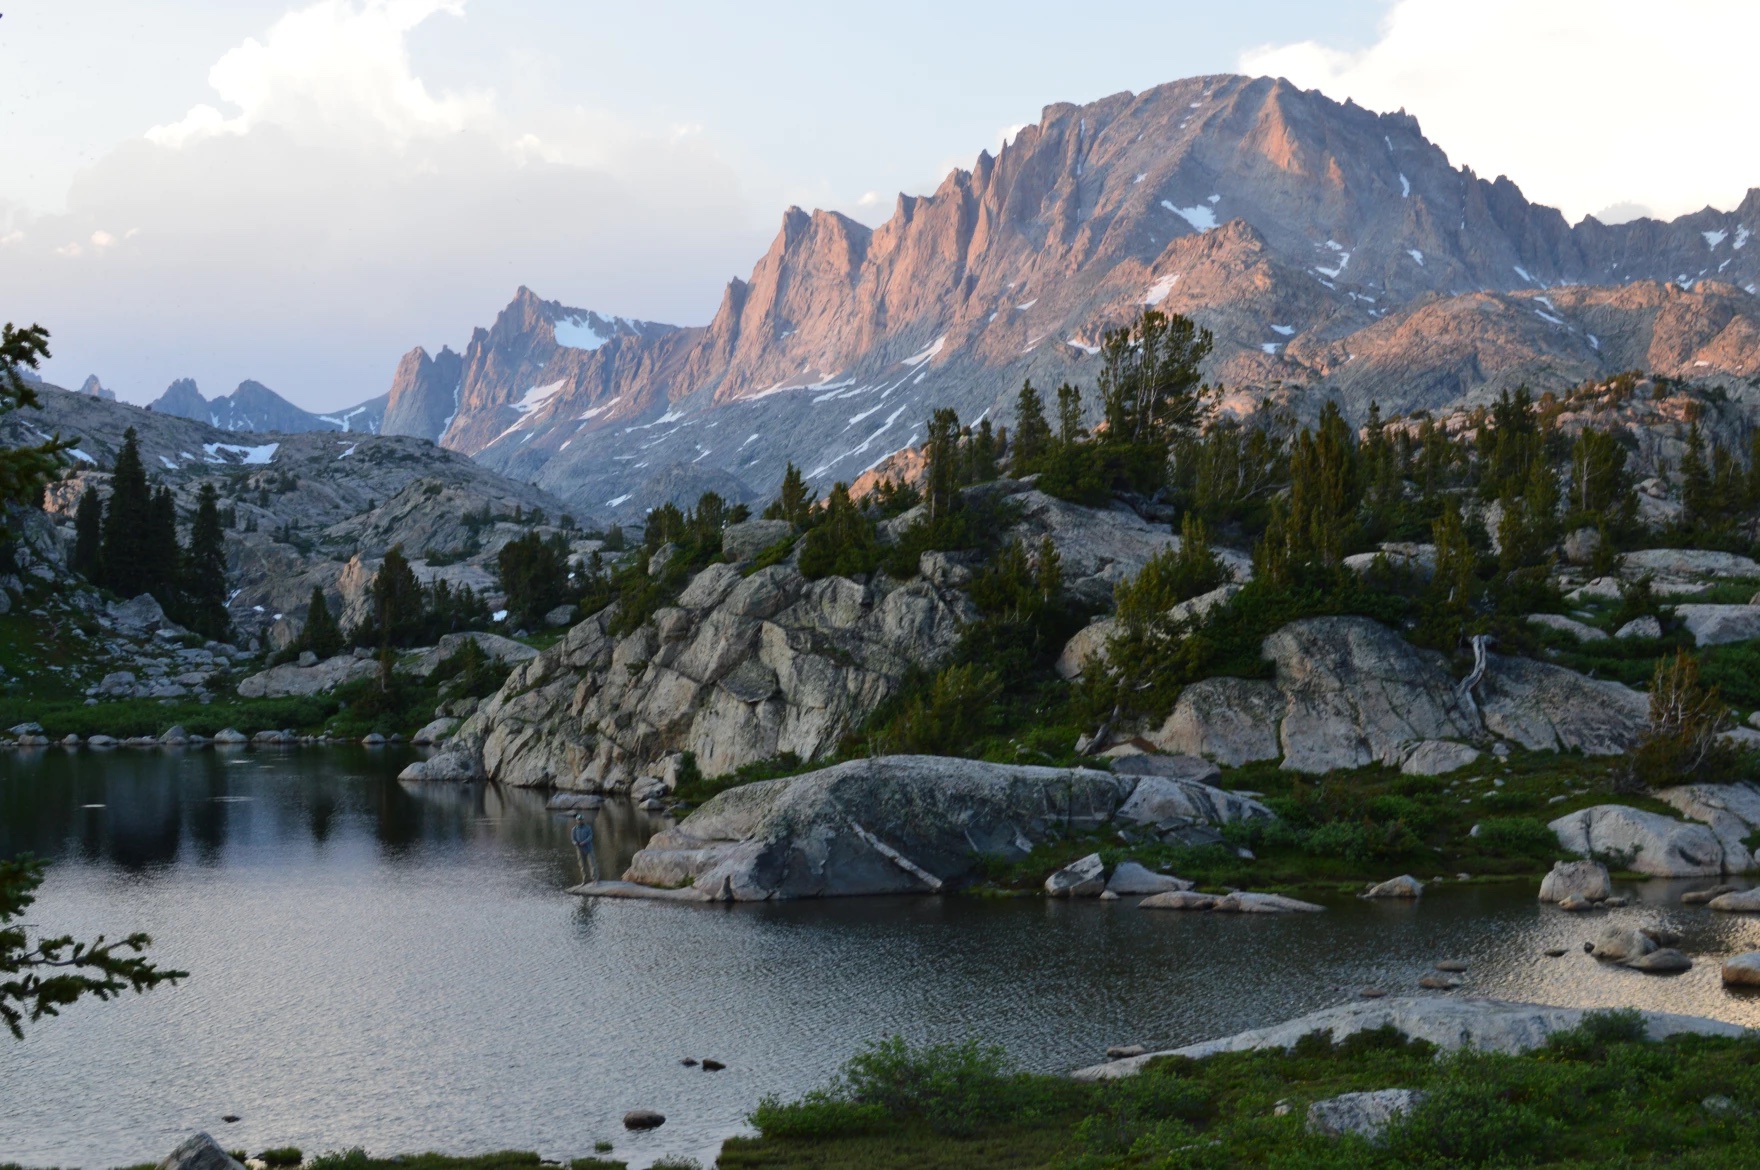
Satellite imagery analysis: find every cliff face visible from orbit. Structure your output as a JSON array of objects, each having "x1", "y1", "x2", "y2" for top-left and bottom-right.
[
  {"x1": 397, "y1": 74, "x2": 1760, "y2": 519},
  {"x1": 380, "y1": 346, "x2": 463, "y2": 442}
]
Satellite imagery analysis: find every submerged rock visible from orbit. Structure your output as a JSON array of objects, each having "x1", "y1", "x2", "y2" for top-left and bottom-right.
[{"x1": 1626, "y1": 949, "x2": 1692, "y2": 974}]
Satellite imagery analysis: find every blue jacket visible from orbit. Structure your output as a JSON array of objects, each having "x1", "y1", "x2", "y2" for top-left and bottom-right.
[{"x1": 571, "y1": 821, "x2": 595, "y2": 847}]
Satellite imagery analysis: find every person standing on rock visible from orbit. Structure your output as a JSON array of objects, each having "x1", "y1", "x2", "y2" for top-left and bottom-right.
[{"x1": 572, "y1": 812, "x2": 600, "y2": 884}]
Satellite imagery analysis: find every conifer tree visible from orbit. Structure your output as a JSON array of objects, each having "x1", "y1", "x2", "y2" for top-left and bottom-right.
[
  {"x1": 181, "y1": 482, "x2": 230, "y2": 639},
  {"x1": 300, "y1": 586, "x2": 343, "y2": 660},
  {"x1": 362, "y1": 546, "x2": 424, "y2": 648},
  {"x1": 1010, "y1": 381, "x2": 1052, "y2": 474},
  {"x1": 763, "y1": 463, "x2": 817, "y2": 527},
  {"x1": 967, "y1": 419, "x2": 999, "y2": 483},
  {"x1": 143, "y1": 484, "x2": 180, "y2": 606},
  {"x1": 100, "y1": 428, "x2": 151, "y2": 595},
  {"x1": 797, "y1": 482, "x2": 878, "y2": 580},
  {"x1": 1284, "y1": 402, "x2": 1360, "y2": 569},
  {"x1": 1055, "y1": 384, "x2": 1085, "y2": 446},
  {"x1": 923, "y1": 408, "x2": 963, "y2": 523},
  {"x1": 1679, "y1": 422, "x2": 1711, "y2": 531},
  {"x1": 72, "y1": 485, "x2": 103, "y2": 580},
  {"x1": 1096, "y1": 308, "x2": 1213, "y2": 446},
  {"x1": 0, "y1": 323, "x2": 71, "y2": 509}
]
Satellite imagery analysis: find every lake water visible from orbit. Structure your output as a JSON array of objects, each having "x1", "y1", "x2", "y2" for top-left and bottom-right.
[{"x1": 7, "y1": 747, "x2": 1760, "y2": 1169}]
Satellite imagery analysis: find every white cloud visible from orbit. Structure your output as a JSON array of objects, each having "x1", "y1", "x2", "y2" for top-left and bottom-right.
[
  {"x1": 146, "y1": 0, "x2": 486, "y2": 150},
  {"x1": 1241, "y1": 0, "x2": 1760, "y2": 222},
  {"x1": 4, "y1": 0, "x2": 768, "y2": 410}
]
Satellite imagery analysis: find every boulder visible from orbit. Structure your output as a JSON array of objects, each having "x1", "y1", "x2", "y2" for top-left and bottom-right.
[
  {"x1": 722, "y1": 518, "x2": 794, "y2": 562},
  {"x1": 1138, "y1": 890, "x2": 1219, "y2": 911},
  {"x1": 1626, "y1": 949, "x2": 1692, "y2": 974},
  {"x1": 1105, "y1": 861, "x2": 1192, "y2": 896},
  {"x1": 1072, "y1": 996, "x2": 1745, "y2": 1080},
  {"x1": 1614, "y1": 615, "x2": 1663, "y2": 640},
  {"x1": 1109, "y1": 753, "x2": 1222, "y2": 785},
  {"x1": 212, "y1": 728, "x2": 247, "y2": 745},
  {"x1": 1045, "y1": 853, "x2": 1107, "y2": 897},
  {"x1": 1114, "y1": 773, "x2": 1274, "y2": 836},
  {"x1": 411, "y1": 717, "x2": 459, "y2": 745},
  {"x1": 1400, "y1": 740, "x2": 1482, "y2": 776},
  {"x1": 1590, "y1": 925, "x2": 1657, "y2": 962},
  {"x1": 1264, "y1": 617, "x2": 1479, "y2": 773},
  {"x1": 1708, "y1": 888, "x2": 1760, "y2": 913},
  {"x1": 1620, "y1": 549, "x2": 1760, "y2": 579},
  {"x1": 1721, "y1": 952, "x2": 1760, "y2": 986},
  {"x1": 546, "y1": 792, "x2": 604, "y2": 811},
  {"x1": 1055, "y1": 618, "x2": 1116, "y2": 680},
  {"x1": 108, "y1": 593, "x2": 170, "y2": 634},
  {"x1": 1477, "y1": 656, "x2": 1649, "y2": 755},
  {"x1": 157, "y1": 1133, "x2": 245, "y2": 1170},
  {"x1": 544, "y1": 604, "x2": 579, "y2": 628},
  {"x1": 1681, "y1": 884, "x2": 1739, "y2": 905},
  {"x1": 1656, "y1": 783, "x2": 1760, "y2": 874},
  {"x1": 361, "y1": 732, "x2": 386, "y2": 746},
  {"x1": 1363, "y1": 875, "x2": 1424, "y2": 899},
  {"x1": 1538, "y1": 860, "x2": 1612, "y2": 903},
  {"x1": 1213, "y1": 891, "x2": 1325, "y2": 913},
  {"x1": 1526, "y1": 613, "x2": 1608, "y2": 643},
  {"x1": 1307, "y1": 1088, "x2": 1427, "y2": 1139},
  {"x1": 236, "y1": 653, "x2": 377, "y2": 699},
  {"x1": 623, "y1": 1110, "x2": 665, "y2": 1130},
  {"x1": 159, "y1": 725, "x2": 189, "y2": 745},
  {"x1": 623, "y1": 756, "x2": 1137, "y2": 900},
  {"x1": 1166, "y1": 583, "x2": 1241, "y2": 626},
  {"x1": 1674, "y1": 605, "x2": 1760, "y2": 647},
  {"x1": 1549, "y1": 805, "x2": 1726, "y2": 877},
  {"x1": 1342, "y1": 543, "x2": 1437, "y2": 582},
  {"x1": 397, "y1": 744, "x2": 485, "y2": 782},
  {"x1": 1147, "y1": 677, "x2": 1285, "y2": 766},
  {"x1": 1557, "y1": 893, "x2": 1594, "y2": 911}
]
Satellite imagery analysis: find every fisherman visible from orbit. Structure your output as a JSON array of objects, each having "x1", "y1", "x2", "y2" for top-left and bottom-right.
[{"x1": 571, "y1": 812, "x2": 599, "y2": 884}]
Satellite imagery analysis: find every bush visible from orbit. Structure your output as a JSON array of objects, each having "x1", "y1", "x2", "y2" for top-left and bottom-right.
[
  {"x1": 880, "y1": 664, "x2": 1002, "y2": 754},
  {"x1": 257, "y1": 1149, "x2": 303, "y2": 1168},
  {"x1": 749, "y1": 1094, "x2": 890, "y2": 1140},
  {"x1": 1632, "y1": 649, "x2": 1734, "y2": 787},
  {"x1": 1469, "y1": 816, "x2": 1556, "y2": 858}
]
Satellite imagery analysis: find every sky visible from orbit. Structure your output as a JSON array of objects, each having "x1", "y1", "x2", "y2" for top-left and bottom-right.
[{"x1": 1, "y1": 0, "x2": 1757, "y2": 411}]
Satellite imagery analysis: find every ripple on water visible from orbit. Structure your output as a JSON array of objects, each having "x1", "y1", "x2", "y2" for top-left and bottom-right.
[{"x1": 5, "y1": 748, "x2": 1760, "y2": 1168}]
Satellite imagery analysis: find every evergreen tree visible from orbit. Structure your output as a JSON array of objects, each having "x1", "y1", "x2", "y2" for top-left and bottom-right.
[
  {"x1": 1055, "y1": 383, "x2": 1085, "y2": 446},
  {"x1": 601, "y1": 523, "x2": 626, "y2": 552},
  {"x1": 1569, "y1": 427, "x2": 1635, "y2": 529},
  {"x1": 923, "y1": 408, "x2": 963, "y2": 522},
  {"x1": 360, "y1": 545, "x2": 425, "y2": 648},
  {"x1": 1679, "y1": 422, "x2": 1712, "y2": 531},
  {"x1": 1096, "y1": 308, "x2": 1214, "y2": 447},
  {"x1": 1416, "y1": 499, "x2": 1478, "y2": 650},
  {"x1": 100, "y1": 428, "x2": 151, "y2": 594},
  {"x1": 143, "y1": 484, "x2": 180, "y2": 606},
  {"x1": 72, "y1": 485, "x2": 103, "y2": 580},
  {"x1": 1283, "y1": 402, "x2": 1360, "y2": 569},
  {"x1": 497, "y1": 530, "x2": 572, "y2": 628},
  {"x1": 1010, "y1": 381, "x2": 1052, "y2": 474},
  {"x1": 966, "y1": 419, "x2": 999, "y2": 484},
  {"x1": 0, "y1": 323, "x2": 71, "y2": 509},
  {"x1": 300, "y1": 586, "x2": 343, "y2": 659},
  {"x1": 797, "y1": 483, "x2": 879, "y2": 580},
  {"x1": 763, "y1": 463, "x2": 817, "y2": 527},
  {"x1": 180, "y1": 482, "x2": 230, "y2": 639}
]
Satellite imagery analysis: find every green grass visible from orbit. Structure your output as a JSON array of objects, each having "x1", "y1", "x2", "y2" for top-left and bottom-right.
[
  {"x1": 728, "y1": 1018, "x2": 1760, "y2": 1168},
  {"x1": 300, "y1": 1153, "x2": 626, "y2": 1170}
]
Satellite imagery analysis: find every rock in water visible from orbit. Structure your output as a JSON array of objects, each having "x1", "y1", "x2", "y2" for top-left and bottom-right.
[
  {"x1": 1045, "y1": 854, "x2": 1108, "y2": 897},
  {"x1": 158, "y1": 1133, "x2": 245, "y2": 1170},
  {"x1": 1538, "y1": 860, "x2": 1611, "y2": 903},
  {"x1": 1681, "y1": 884, "x2": 1740, "y2": 905},
  {"x1": 621, "y1": 756, "x2": 1262, "y2": 901},
  {"x1": 1548, "y1": 806, "x2": 1726, "y2": 877},
  {"x1": 1213, "y1": 891, "x2": 1325, "y2": 913},
  {"x1": 1590, "y1": 926, "x2": 1658, "y2": 963},
  {"x1": 1307, "y1": 1089, "x2": 1427, "y2": 1139},
  {"x1": 1363, "y1": 875, "x2": 1424, "y2": 899},
  {"x1": 1138, "y1": 890, "x2": 1220, "y2": 911},
  {"x1": 1106, "y1": 1044, "x2": 1147, "y2": 1059},
  {"x1": 1708, "y1": 888, "x2": 1760, "y2": 913},
  {"x1": 1626, "y1": 949, "x2": 1692, "y2": 974},
  {"x1": 623, "y1": 1110, "x2": 665, "y2": 1130},
  {"x1": 1721, "y1": 953, "x2": 1760, "y2": 986},
  {"x1": 1105, "y1": 861, "x2": 1191, "y2": 896}
]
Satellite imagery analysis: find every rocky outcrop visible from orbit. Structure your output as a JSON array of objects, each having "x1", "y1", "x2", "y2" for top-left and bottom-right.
[
  {"x1": 157, "y1": 1132, "x2": 245, "y2": 1170},
  {"x1": 1656, "y1": 783, "x2": 1760, "y2": 874},
  {"x1": 1148, "y1": 677, "x2": 1285, "y2": 766},
  {"x1": 1266, "y1": 618, "x2": 1479, "y2": 772},
  {"x1": 613, "y1": 755, "x2": 1267, "y2": 900},
  {"x1": 1307, "y1": 1089, "x2": 1426, "y2": 1140},
  {"x1": 1675, "y1": 605, "x2": 1760, "y2": 647},
  {"x1": 1072, "y1": 996, "x2": 1746, "y2": 1080},
  {"x1": 1548, "y1": 805, "x2": 1727, "y2": 877},
  {"x1": 1399, "y1": 740, "x2": 1481, "y2": 776},
  {"x1": 450, "y1": 563, "x2": 970, "y2": 789},
  {"x1": 236, "y1": 652, "x2": 378, "y2": 698},
  {"x1": 1475, "y1": 656, "x2": 1649, "y2": 755}
]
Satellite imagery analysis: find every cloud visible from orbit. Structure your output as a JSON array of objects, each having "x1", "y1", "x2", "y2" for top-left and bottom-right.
[
  {"x1": 1241, "y1": 0, "x2": 1760, "y2": 223},
  {"x1": 3, "y1": 0, "x2": 768, "y2": 410}
]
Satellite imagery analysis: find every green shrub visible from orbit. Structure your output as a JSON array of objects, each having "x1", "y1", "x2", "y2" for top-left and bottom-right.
[
  {"x1": 1470, "y1": 816, "x2": 1556, "y2": 858},
  {"x1": 880, "y1": 664, "x2": 1002, "y2": 754},
  {"x1": 749, "y1": 1094, "x2": 890, "y2": 1140},
  {"x1": 256, "y1": 1149, "x2": 303, "y2": 1168}
]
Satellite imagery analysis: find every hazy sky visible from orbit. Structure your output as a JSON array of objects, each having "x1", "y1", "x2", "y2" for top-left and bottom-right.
[{"x1": 2, "y1": 0, "x2": 1757, "y2": 411}]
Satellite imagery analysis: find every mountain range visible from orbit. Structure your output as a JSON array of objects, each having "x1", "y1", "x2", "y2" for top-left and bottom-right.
[
  {"x1": 82, "y1": 74, "x2": 1760, "y2": 522},
  {"x1": 148, "y1": 377, "x2": 387, "y2": 434}
]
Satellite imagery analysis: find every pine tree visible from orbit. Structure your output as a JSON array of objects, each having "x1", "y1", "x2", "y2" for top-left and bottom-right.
[
  {"x1": 100, "y1": 429, "x2": 152, "y2": 596},
  {"x1": 1055, "y1": 383, "x2": 1085, "y2": 446},
  {"x1": 797, "y1": 482, "x2": 878, "y2": 580},
  {"x1": 763, "y1": 463, "x2": 817, "y2": 527},
  {"x1": 0, "y1": 323, "x2": 72, "y2": 509},
  {"x1": 1096, "y1": 308, "x2": 1214, "y2": 447},
  {"x1": 300, "y1": 586, "x2": 343, "y2": 659},
  {"x1": 1679, "y1": 422, "x2": 1712, "y2": 531},
  {"x1": 143, "y1": 484, "x2": 180, "y2": 606},
  {"x1": 1284, "y1": 402, "x2": 1360, "y2": 569},
  {"x1": 1417, "y1": 498, "x2": 1478, "y2": 650},
  {"x1": 72, "y1": 485, "x2": 103, "y2": 580},
  {"x1": 967, "y1": 419, "x2": 999, "y2": 483},
  {"x1": 363, "y1": 546, "x2": 425, "y2": 648},
  {"x1": 923, "y1": 408, "x2": 963, "y2": 523},
  {"x1": 181, "y1": 482, "x2": 230, "y2": 640},
  {"x1": 1010, "y1": 381, "x2": 1052, "y2": 474}
]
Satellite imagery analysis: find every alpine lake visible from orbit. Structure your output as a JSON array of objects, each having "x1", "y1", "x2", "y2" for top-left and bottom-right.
[{"x1": 7, "y1": 746, "x2": 1760, "y2": 1169}]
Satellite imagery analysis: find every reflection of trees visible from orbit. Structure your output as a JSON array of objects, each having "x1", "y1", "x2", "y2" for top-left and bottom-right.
[{"x1": 1, "y1": 747, "x2": 672, "y2": 885}]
